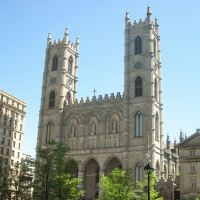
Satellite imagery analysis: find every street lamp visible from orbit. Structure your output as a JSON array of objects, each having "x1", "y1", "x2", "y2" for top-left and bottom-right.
[{"x1": 144, "y1": 162, "x2": 154, "y2": 200}]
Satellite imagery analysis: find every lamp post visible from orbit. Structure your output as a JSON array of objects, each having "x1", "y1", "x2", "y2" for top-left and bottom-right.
[{"x1": 144, "y1": 162, "x2": 154, "y2": 200}]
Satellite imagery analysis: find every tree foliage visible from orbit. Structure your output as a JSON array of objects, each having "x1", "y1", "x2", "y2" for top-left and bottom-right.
[
  {"x1": 134, "y1": 172, "x2": 163, "y2": 200},
  {"x1": 98, "y1": 168, "x2": 135, "y2": 200},
  {"x1": 0, "y1": 158, "x2": 33, "y2": 200},
  {"x1": 34, "y1": 140, "x2": 84, "y2": 200}
]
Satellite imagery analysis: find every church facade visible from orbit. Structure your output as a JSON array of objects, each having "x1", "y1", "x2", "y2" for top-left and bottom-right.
[{"x1": 37, "y1": 6, "x2": 178, "y2": 199}]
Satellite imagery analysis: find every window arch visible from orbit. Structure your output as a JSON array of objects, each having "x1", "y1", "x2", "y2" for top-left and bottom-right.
[
  {"x1": 46, "y1": 121, "x2": 53, "y2": 143},
  {"x1": 154, "y1": 79, "x2": 157, "y2": 99},
  {"x1": 49, "y1": 90, "x2": 55, "y2": 108},
  {"x1": 135, "y1": 76, "x2": 142, "y2": 97},
  {"x1": 68, "y1": 56, "x2": 73, "y2": 74},
  {"x1": 135, "y1": 111, "x2": 143, "y2": 137},
  {"x1": 52, "y1": 54, "x2": 58, "y2": 71},
  {"x1": 111, "y1": 120, "x2": 117, "y2": 133},
  {"x1": 135, "y1": 36, "x2": 142, "y2": 55},
  {"x1": 155, "y1": 113, "x2": 159, "y2": 140},
  {"x1": 135, "y1": 162, "x2": 143, "y2": 185}
]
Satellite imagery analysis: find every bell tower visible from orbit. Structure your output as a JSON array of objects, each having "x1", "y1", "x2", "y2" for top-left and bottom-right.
[
  {"x1": 124, "y1": 6, "x2": 164, "y2": 171},
  {"x1": 37, "y1": 28, "x2": 79, "y2": 146}
]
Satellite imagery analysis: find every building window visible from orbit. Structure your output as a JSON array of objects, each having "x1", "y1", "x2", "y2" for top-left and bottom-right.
[
  {"x1": 8, "y1": 130, "x2": 11, "y2": 137},
  {"x1": 191, "y1": 178, "x2": 196, "y2": 188},
  {"x1": 11, "y1": 159, "x2": 14, "y2": 166},
  {"x1": 1, "y1": 137, "x2": 5, "y2": 144},
  {"x1": 19, "y1": 134, "x2": 21, "y2": 140},
  {"x1": 68, "y1": 56, "x2": 73, "y2": 74},
  {"x1": 9, "y1": 119, "x2": 12, "y2": 127},
  {"x1": 5, "y1": 158, "x2": 8, "y2": 165},
  {"x1": 16, "y1": 113, "x2": 18, "y2": 118},
  {"x1": 13, "y1": 141, "x2": 16, "y2": 147},
  {"x1": 135, "y1": 111, "x2": 143, "y2": 137},
  {"x1": 21, "y1": 115, "x2": 23, "y2": 121},
  {"x1": 46, "y1": 121, "x2": 53, "y2": 143},
  {"x1": 135, "y1": 76, "x2": 142, "y2": 97},
  {"x1": 0, "y1": 157, "x2": 2, "y2": 163},
  {"x1": 15, "y1": 122, "x2": 17, "y2": 129},
  {"x1": 14, "y1": 132, "x2": 16, "y2": 138},
  {"x1": 1, "y1": 95, "x2": 3, "y2": 100},
  {"x1": 2, "y1": 128, "x2": 6, "y2": 135},
  {"x1": 6, "y1": 149, "x2": 9, "y2": 155},
  {"x1": 135, "y1": 36, "x2": 142, "y2": 55},
  {"x1": 1, "y1": 147, "x2": 4, "y2": 154},
  {"x1": 52, "y1": 54, "x2": 58, "y2": 71},
  {"x1": 17, "y1": 152, "x2": 20, "y2": 158},
  {"x1": 3, "y1": 117, "x2": 6, "y2": 125},
  {"x1": 7, "y1": 139, "x2": 10, "y2": 146},
  {"x1": 190, "y1": 163, "x2": 196, "y2": 172},
  {"x1": 135, "y1": 162, "x2": 143, "y2": 186},
  {"x1": 20, "y1": 124, "x2": 22, "y2": 131},
  {"x1": 18, "y1": 143, "x2": 21, "y2": 149},
  {"x1": 190, "y1": 150, "x2": 195, "y2": 157},
  {"x1": 49, "y1": 90, "x2": 56, "y2": 108},
  {"x1": 12, "y1": 150, "x2": 15, "y2": 157}
]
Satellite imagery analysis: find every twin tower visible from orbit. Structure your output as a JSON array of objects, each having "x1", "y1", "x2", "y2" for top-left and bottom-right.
[{"x1": 37, "y1": 6, "x2": 173, "y2": 199}]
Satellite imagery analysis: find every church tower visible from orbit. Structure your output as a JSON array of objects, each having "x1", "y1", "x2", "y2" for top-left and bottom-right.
[
  {"x1": 37, "y1": 28, "x2": 79, "y2": 146},
  {"x1": 124, "y1": 6, "x2": 164, "y2": 172}
]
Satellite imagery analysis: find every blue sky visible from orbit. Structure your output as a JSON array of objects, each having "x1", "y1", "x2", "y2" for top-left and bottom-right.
[{"x1": 1, "y1": 1, "x2": 200, "y2": 157}]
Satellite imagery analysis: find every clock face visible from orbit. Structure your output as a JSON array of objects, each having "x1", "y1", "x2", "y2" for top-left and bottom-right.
[
  {"x1": 134, "y1": 62, "x2": 143, "y2": 69},
  {"x1": 50, "y1": 77, "x2": 56, "y2": 84}
]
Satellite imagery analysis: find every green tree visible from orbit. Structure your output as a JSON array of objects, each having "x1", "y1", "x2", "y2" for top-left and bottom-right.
[
  {"x1": 134, "y1": 172, "x2": 163, "y2": 200},
  {"x1": 0, "y1": 158, "x2": 10, "y2": 199},
  {"x1": 0, "y1": 158, "x2": 33, "y2": 200},
  {"x1": 34, "y1": 140, "x2": 84, "y2": 200},
  {"x1": 97, "y1": 168, "x2": 135, "y2": 200}
]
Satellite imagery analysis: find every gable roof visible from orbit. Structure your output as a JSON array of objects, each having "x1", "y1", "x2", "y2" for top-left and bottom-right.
[{"x1": 177, "y1": 129, "x2": 200, "y2": 147}]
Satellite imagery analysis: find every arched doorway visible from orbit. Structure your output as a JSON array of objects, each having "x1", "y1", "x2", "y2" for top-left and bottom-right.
[
  {"x1": 65, "y1": 159, "x2": 78, "y2": 178},
  {"x1": 105, "y1": 157, "x2": 122, "y2": 175},
  {"x1": 84, "y1": 158, "x2": 99, "y2": 200}
]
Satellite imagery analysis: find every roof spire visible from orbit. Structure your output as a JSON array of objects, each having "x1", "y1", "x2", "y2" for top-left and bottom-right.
[{"x1": 76, "y1": 35, "x2": 79, "y2": 53}]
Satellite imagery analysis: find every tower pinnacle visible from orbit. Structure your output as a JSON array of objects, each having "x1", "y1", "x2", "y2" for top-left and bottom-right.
[
  {"x1": 125, "y1": 11, "x2": 130, "y2": 28},
  {"x1": 146, "y1": 5, "x2": 152, "y2": 24},
  {"x1": 47, "y1": 31, "x2": 51, "y2": 47},
  {"x1": 64, "y1": 27, "x2": 69, "y2": 44}
]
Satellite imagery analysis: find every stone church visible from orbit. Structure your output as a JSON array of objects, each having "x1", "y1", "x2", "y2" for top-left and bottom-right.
[{"x1": 37, "y1": 6, "x2": 179, "y2": 199}]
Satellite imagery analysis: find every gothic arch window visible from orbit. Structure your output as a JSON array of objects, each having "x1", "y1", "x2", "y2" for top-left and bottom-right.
[
  {"x1": 135, "y1": 111, "x2": 143, "y2": 137},
  {"x1": 95, "y1": 166, "x2": 99, "y2": 184},
  {"x1": 155, "y1": 113, "x2": 159, "y2": 140},
  {"x1": 154, "y1": 79, "x2": 157, "y2": 100},
  {"x1": 66, "y1": 91, "x2": 71, "y2": 103},
  {"x1": 52, "y1": 54, "x2": 58, "y2": 71},
  {"x1": 135, "y1": 36, "x2": 142, "y2": 55},
  {"x1": 135, "y1": 162, "x2": 143, "y2": 185},
  {"x1": 68, "y1": 56, "x2": 73, "y2": 74},
  {"x1": 49, "y1": 90, "x2": 55, "y2": 108},
  {"x1": 46, "y1": 121, "x2": 53, "y2": 143},
  {"x1": 135, "y1": 76, "x2": 142, "y2": 97}
]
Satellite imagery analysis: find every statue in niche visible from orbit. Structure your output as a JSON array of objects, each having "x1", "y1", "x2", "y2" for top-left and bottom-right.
[
  {"x1": 91, "y1": 122, "x2": 96, "y2": 135},
  {"x1": 71, "y1": 125, "x2": 75, "y2": 137},
  {"x1": 112, "y1": 120, "x2": 117, "y2": 133}
]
